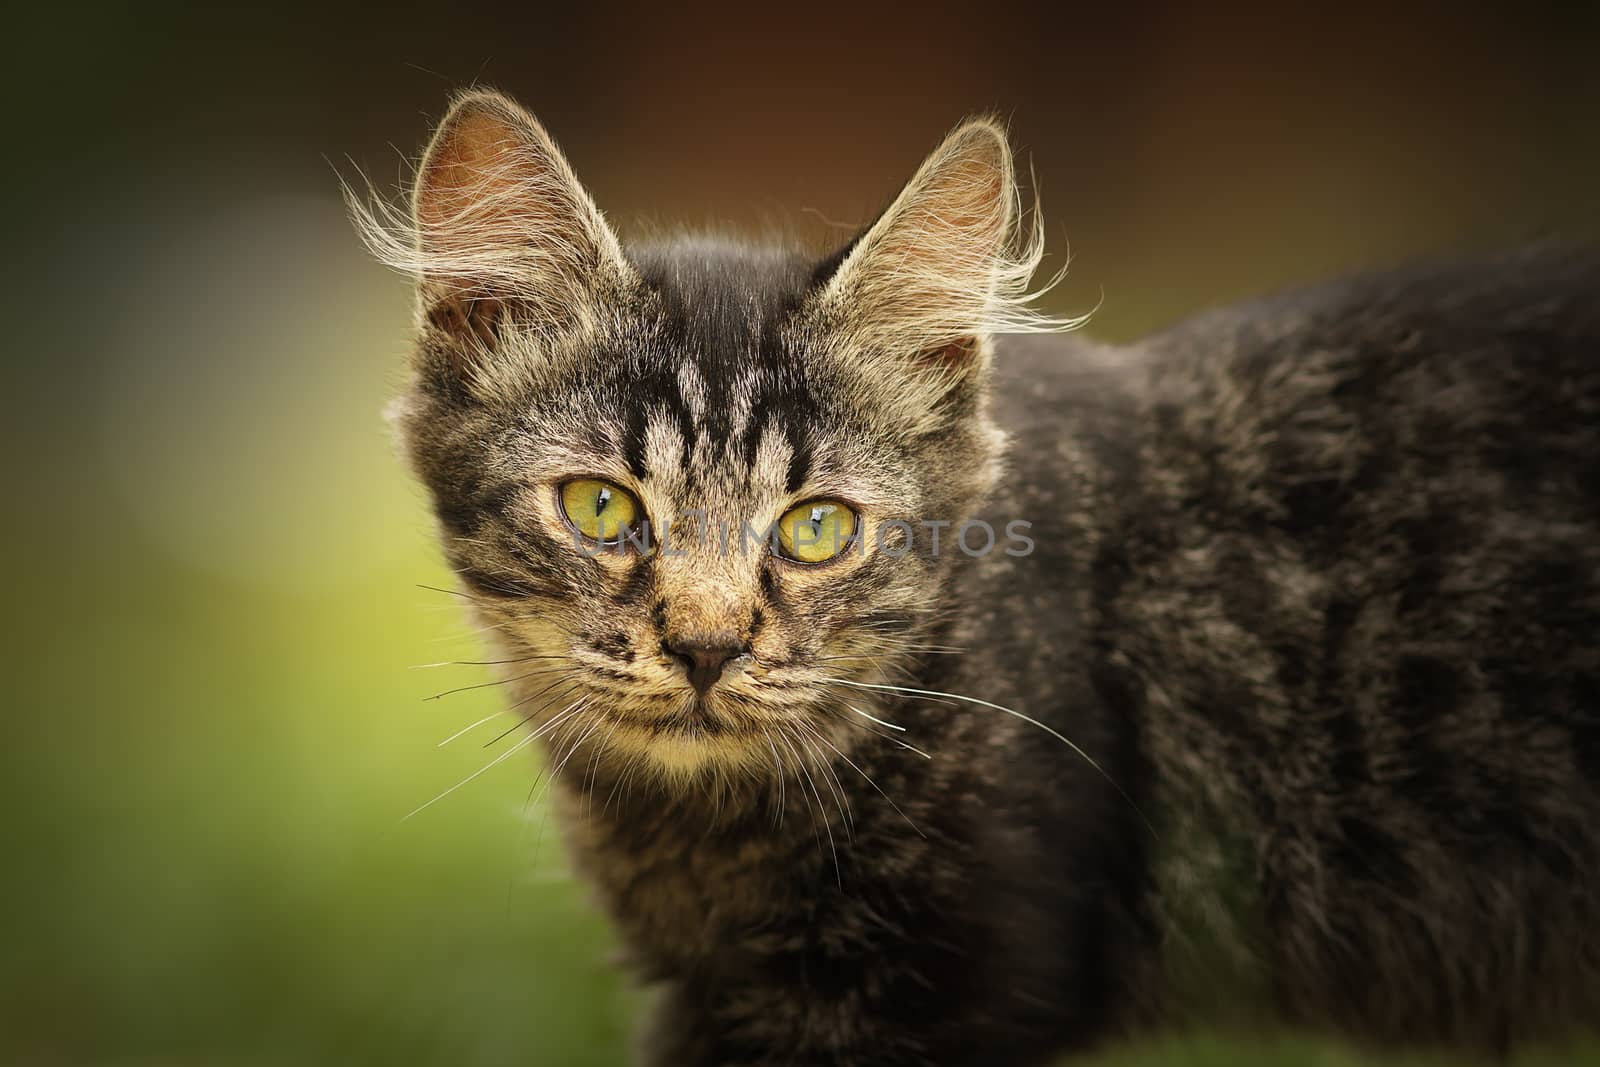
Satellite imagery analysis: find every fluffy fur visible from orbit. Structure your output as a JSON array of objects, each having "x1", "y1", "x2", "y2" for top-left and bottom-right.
[{"x1": 355, "y1": 89, "x2": 1600, "y2": 1064}]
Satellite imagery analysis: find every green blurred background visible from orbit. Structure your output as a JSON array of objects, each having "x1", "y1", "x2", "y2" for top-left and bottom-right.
[{"x1": 8, "y1": 3, "x2": 1599, "y2": 1064}]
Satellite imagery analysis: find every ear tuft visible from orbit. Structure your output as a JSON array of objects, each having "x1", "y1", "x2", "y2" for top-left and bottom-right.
[
  {"x1": 814, "y1": 116, "x2": 1081, "y2": 393},
  {"x1": 347, "y1": 89, "x2": 630, "y2": 369}
]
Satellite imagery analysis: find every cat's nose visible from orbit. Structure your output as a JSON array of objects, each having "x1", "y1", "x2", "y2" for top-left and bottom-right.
[{"x1": 663, "y1": 639, "x2": 749, "y2": 695}]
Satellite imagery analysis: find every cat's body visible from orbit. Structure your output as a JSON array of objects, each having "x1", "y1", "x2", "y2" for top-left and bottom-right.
[
  {"x1": 559, "y1": 247, "x2": 1600, "y2": 1064},
  {"x1": 357, "y1": 91, "x2": 1600, "y2": 1064}
]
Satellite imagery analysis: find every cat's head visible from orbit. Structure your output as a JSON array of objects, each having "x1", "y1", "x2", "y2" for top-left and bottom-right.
[{"x1": 354, "y1": 90, "x2": 1059, "y2": 780}]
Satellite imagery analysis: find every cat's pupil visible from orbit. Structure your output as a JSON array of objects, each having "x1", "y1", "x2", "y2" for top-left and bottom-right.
[{"x1": 595, "y1": 487, "x2": 611, "y2": 516}]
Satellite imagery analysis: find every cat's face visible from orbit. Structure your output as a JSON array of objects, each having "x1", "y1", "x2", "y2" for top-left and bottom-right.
[{"x1": 358, "y1": 90, "x2": 1051, "y2": 779}]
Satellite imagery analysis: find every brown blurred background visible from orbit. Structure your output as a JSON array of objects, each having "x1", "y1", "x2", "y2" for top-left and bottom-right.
[{"x1": 7, "y1": 3, "x2": 1599, "y2": 1065}]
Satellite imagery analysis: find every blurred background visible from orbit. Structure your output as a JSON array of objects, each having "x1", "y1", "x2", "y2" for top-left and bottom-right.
[{"x1": 7, "y1": 2, "x2": 1599, "y2": 1064}]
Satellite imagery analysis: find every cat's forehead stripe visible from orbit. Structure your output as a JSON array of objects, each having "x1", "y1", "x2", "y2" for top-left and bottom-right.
[
  {"x1": 751, "y1": 422, "x2": 795, "y2": 495},
  {"x1": 641, "y1": 410, "x2": 687, "y2": 490},
  {"x1": 619, "y1": 360, "x2": 696, "y2": 478},
  {"x1": 675, "y1": 361, "x2": 708, "y2": 426},
  {"x1": 610, "y1": 365, "x2": 818, "y2": 493},
  {"x1": 727, "y1": 371, "x2": 757, "y2": 444},
  {"x1": 623, "y1": 240, "x2": 827, "y2": 468}
]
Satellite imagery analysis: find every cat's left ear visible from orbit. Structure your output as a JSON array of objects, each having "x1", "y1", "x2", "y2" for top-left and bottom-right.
[
  {"x1": 355, "y1": 89, "x2": 633, "y2": 380},
  {"x1": 811, "y1": 117, "x2": 1039, "y2": 413}
]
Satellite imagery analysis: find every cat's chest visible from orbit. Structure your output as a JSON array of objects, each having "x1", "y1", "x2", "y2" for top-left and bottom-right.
[{"x1": 555, "y1": 782, "x2": 818, "y2": 966}]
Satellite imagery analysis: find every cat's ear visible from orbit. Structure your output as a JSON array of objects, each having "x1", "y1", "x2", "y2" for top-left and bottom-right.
[
  {"x1": 360, "y1": 89, "x2": 632, "y2": 376},
  {"x1": 814, "y1": 118, "x2": 1050, "y2": 412}
]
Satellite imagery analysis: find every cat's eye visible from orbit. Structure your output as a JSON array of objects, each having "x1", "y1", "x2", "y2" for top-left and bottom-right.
[
  {"x1": 775, "y1": 500, "x2": 857, "y2": 564},
  {"x1": 560, "y1": 479, "x2": 643, "y2": 544}
]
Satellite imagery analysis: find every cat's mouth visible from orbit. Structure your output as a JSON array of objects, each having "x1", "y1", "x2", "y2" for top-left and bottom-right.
[
  {"x1": 582, "y1": 686, "x2": 755, "y2": 734},
  {"x1": 585, "y1": 696, "x2": 783, "y2": 775},
  {"x1": 566, "y1": 664, "x2": 841, "y2": 773},
  {"x1": 669, "y1": 696, "x2": 733, "y2": 733}
]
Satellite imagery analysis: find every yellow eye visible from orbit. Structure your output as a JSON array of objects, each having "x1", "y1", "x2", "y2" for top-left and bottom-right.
[
  {"x1": 775, "y1": 500, "x2": 857, "y2": 563},
  {"x1": 560, "y1": 479, "x2": 642, "y2": 543}
]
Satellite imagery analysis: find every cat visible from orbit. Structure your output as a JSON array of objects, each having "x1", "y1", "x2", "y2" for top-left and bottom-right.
[{"x1": 352, "y1": 88, "x2": 1600, "y2": 1064}]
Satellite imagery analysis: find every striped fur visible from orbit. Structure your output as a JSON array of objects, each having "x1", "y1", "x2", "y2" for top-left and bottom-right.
[{"x1": 356, "y1": 89, "x2": 1600, "y2": 1064}]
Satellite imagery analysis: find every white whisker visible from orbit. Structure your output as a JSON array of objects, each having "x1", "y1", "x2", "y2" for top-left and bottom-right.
[
  {"x1": 824, "y1": 677, "x2": 1152, "y2": 833},
  {"x1": 847, "y1": 703, "x2": 907, "y2": 732},
  {"x1": 776, "y1": 728, "x2": 839, "y2": 887},
  {"x1": 437, "y1": 712, "x2": 502, "y2": 747},
  {"x1": 403, "y1": 731, "x2": 541, "y2": 821},
  {"x1": 801, "y1": 721, "x2": 924, "y2": 839}
]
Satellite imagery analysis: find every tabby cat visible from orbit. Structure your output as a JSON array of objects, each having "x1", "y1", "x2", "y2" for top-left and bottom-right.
[{"x1": 353, "y1": 89, "x2": 1600, "y2": 1064}]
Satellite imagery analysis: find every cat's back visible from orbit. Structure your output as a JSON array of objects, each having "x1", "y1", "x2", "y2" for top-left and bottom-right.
[
  {"x1": 1111, "y1": 244, "x2": 1600, "y2": 732},
  {"x1": 986, "y1": 246, "x2": 1600, "y2": 1045},
  {"x1": 1143, "y1": 243, "x2": 1600, "y2": 508},
  {"x1": 988, "y1": 243, "x2": 1600, "y2": 631}
]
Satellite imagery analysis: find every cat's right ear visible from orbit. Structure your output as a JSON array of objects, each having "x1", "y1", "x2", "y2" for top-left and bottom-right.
[
  {"x1": 802, "y1": 117, "x2": 1066, "y2": 431},
  {"x1": 357, "y1": 90, "x2": 632, "y2": 381}
]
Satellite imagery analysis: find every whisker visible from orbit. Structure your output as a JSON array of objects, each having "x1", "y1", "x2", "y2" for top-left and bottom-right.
[
  {"x1": 502, "y1": 676, "x2": 585, "y2": 715},
  {"x1": 524, "y1": 708, "x2": 595, "y2": 867},
  {"x1": 416, "y1": 582, "x2": 479, "y2": 602},
  {"x1": 402, "y1": 730, "x2": 541, "y2": 821},
  {"x1": 764, "y1": 733, "x2": 787, "y2": 829},
  {"x1": 835, "y1": 711, "x2": 934, "y2": 760},
  {"x1": 823, "y1": 677, "x2": 1153, "y2": 834},
  {"x1": 437, "y1": 712, "x2": 502, "y2": 747},
  {"x1": 801, "y1": 722, "x2": 924, "y2": 838},
  {"x1": 797, "y1": 728, "x2": 854, "y2": 836},
  {"x1": 846, "y1": 704, "x2": 907, "y2": 732},
  {"x1": 582, "y1": 719, "x2": 624, "y2": 820},
  {"x1": 424, "y1": 667, "x2": 563, "y2": 702},
  {"x1": 813, "y1": 648, "x2": 965, "y2": 663},
  {"x1": 527, "y1": 699, "x2": 588, "y2": 743},
  {"x1": 602, "y1": 746, "x2": 649, "y2": 817},
  {"x1": 483, "y1": 680, "x2": 583, "y2": 746},
  {"x1": 551, "y1": 712, "x2": 605, "y2": 780},
  {"x1": 774, "y1": 728, "x2": 833, "y2": 883},
  {"x1": 412, "y1": 655, "x2": 570, "y2": 669},
  {"x1": 783, "y1": 727, "x2": 842, "y2": 887}
]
